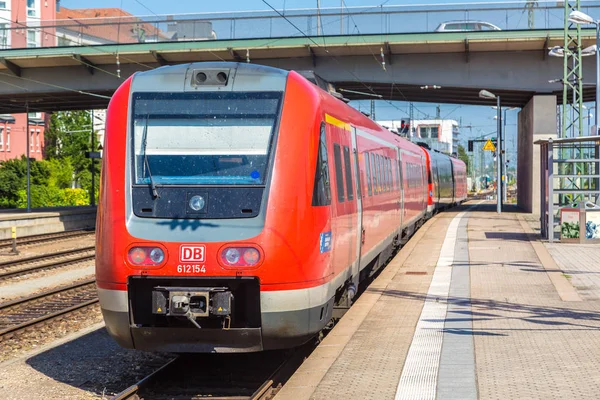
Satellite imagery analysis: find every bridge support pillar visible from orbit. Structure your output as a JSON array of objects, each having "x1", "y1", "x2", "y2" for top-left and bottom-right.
[{"x1": 517, "y1": 95, "x2": 557, "y2": 214}]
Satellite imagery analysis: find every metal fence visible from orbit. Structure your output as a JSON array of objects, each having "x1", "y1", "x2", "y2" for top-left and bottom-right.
[
  {"x1": 538, "y1": 136, "x2": 600, "y2": 243},
  {"x1": 2, "y1": 1, "x2": 600, "y2": 50}
]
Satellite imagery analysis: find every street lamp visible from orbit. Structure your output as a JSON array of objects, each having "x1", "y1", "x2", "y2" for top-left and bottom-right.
[
  {"x1": 479, "y1": 89, "x2": 502, "y2": 213},
  {"x1": 495, "y1": 106, "x2": 518, "y2": 202},
  {"x1": 568, "y1": 10, "x2": 600, "y2": 132}
]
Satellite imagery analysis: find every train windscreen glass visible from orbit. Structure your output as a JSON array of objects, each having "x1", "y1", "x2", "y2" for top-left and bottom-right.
[{"x1": 131, "y1": 92, "x2": 282, "y2": 186}]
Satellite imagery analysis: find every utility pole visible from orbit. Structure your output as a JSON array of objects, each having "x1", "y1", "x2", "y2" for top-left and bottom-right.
[
  {"x1": 370, "y1": 100, "x2": 376, "y2": 120},
  {"x1": 436, "y1": 104, "x2": 441, "y2": 119},
  {"x1": 340, "y1": 0, "x2": 344, "y2": 34},
  {"x1": 525, "y1": 0, "x2": 538, "y2": 29},
  {"x1": 91, "y1": 110, "x2": 95, "y2": 207},
  {"x1": 562, "y1": 1, "x2": 584, "y2": 205},
  {"x1": 317, "y1": 0, "x2": 322, "y2": 35},
  {"x1": 26, "y1": 102, "x2": 31, "y2": 212}
]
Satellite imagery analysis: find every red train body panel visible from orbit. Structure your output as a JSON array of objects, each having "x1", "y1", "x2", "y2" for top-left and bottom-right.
[{"x1": 96, "y1": 62, "x2": 466, "y2": 353}]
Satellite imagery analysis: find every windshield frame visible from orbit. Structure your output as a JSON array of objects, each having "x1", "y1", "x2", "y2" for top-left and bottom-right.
[{"x1": 129, "y1": 91, "x2": 284, "y2": 188}]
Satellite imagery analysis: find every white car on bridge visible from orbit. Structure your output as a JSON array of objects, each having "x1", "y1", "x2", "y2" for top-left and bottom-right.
[{"x1": 435, "y1": 21, "x2": 502, "y2": 32}]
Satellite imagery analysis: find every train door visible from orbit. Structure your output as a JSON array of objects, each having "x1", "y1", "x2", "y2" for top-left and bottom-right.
[
  {"x1": 450, "y1": 160, "x2": 456, "y2": 203},
  {"x1": 432, "y1": 159, "x2": 440, "y2": 208},
  {"x1": 351, "y1": 128, "x2": 362, "y2": 287},
  {"x1": 397, "y1": 149, "x2": 404, "y2": 229}
]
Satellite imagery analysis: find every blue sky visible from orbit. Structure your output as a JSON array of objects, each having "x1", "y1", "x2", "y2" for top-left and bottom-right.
[{"x1": 58, "y1": 0, "x2": 570, "y2": 159}]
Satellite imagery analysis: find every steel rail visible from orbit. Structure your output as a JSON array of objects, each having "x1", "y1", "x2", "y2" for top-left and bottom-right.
[
  {"x1": 0, "y1": 254, "x2": 95, "y2": 281},
  {"x1": 0, "y1": 279, "x2": 96, "y2": 310},
  {"x1": 0, "y1": 230, "x2": 94, "y2": 250},
  {"x1": 0, "y1": 281, "x2": 99, "y2": 338},
  {"x1": 111, "y1": 357, "x2": 180, "y2": 400},
  {"x1": 0, "y1": 246, "x2": 95, "y2": 268}
]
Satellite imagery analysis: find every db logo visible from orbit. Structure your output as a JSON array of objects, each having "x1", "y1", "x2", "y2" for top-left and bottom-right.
[{"x1": 180, "y1": 245, "x2": 206, "y2": 262}]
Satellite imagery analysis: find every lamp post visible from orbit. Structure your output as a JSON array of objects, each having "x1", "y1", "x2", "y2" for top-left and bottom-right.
[
  {"x1": 25, "y1": 102, "x2": 31, "y2": 213},
  {"x1": 495, "y1": 106, "x2": 518, "y2": 202},
  {"x1": 480, "y1": 89, "x2": 502, "y2": 213}
]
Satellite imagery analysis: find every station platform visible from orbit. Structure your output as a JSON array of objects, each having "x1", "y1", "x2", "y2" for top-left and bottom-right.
[
  {"x1": 0, "y1": 207, "x2": 96, "y2": 239},
  {"x1": 275, "y1": 201, "x2": 600, "y2": 400}
]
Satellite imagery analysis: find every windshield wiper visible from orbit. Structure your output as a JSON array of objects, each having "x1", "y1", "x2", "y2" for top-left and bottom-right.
[{"x1": 141, "y1": 114, "x2": 159, "y2": 199}]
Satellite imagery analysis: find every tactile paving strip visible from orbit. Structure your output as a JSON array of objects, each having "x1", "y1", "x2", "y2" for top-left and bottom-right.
[{"x1": 395, "y1": 212, "x2": 465, "y2": 400}]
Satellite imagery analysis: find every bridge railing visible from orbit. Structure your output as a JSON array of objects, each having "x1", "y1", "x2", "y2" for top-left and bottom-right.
[{"x1": 2, "y1": 1, "x2": 600, "y2": 50}]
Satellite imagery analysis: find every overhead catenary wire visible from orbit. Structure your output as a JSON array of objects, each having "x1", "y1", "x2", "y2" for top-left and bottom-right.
[
  {"x1": 338, "y1": 1, "x2": 431, "y2": 119},
  {"x1": 260, "y1": 0, "x2": 419, "y2": 122}
]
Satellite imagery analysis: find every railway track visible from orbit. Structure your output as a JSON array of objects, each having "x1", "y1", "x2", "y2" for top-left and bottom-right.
[
  {"x1": 0, "y1": 246, "x2": 96, "y2": 281},
  {"x1": 0, "y1": 229, "x2": 95, "y2": 250},
  {"x1": 112, "y1": 340, "x2": 317, "y2": 400},
  {"x1": 0, "y1": 279, "x2": 98, "y2": 339}
]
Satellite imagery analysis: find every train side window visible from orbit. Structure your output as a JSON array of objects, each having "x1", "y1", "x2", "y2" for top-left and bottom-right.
[
  {"x1": 372, "y1": 154, "x2": 378, "y2": 194},
  {"x1": 398, "y1": 160, "x2": 403, "y2": 191},
  {"x1": 312, "y1": 123, "x2": 331, "y2": 206},
  {"x1": 377, "y1": 154, "x2": 382, "y2": 193},
  {"x1": 396, "y1": 159, "x2": 401, "y2": 190},
  {"x1": 388, "y1": 158, "x2": 396, "y2": 191},
  {"x1": 387, "y1": 158, "x2": 391, "y2": 192},
  {"x1": 378, "y1": 154, "x2": 383, "y2": 194},
  {"x1": 383, "y1": 157, "x2": 388, "y2": 192},
  {"x1": 387, "y1": 158, "x2": 392, "y2": 191},
  {"x1": 343, "y1": 146, "x2": 354, "y2": 200},
  {"x1": 365, "y1": 152, "x2": 372, "y2": 196},
  {"x1": 381, "y1": 157, "x2": 385, "y2": 192},
  {"x1": 333, "y1": 143, "x2": 345, "y2": 202}
]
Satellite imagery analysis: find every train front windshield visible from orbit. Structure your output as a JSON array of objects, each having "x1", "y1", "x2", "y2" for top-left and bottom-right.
[{"x1": 131, "y1": 92, "x2": 282, "y2": 186}]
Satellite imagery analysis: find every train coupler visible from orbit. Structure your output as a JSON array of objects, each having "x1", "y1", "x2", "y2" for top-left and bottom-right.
[{"x1": 151, "y1": 287, "x2": 233, "y2": 327}]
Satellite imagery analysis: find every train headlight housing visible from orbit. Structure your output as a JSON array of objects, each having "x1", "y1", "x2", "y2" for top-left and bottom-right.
[
  {"x1": 149, "y1": 248, "x2": 165, "y2": 264},
  {"x1": 220, "y1": 246, "x2": 262, "y2": 267},
  {"x1": 243, "y1": 248, "x2": 260, "y2": 265},
  {"x1": 128, "y1": 246, "x2": 167, "y2": 267},
  {"x1": 224, "y1": 248, "x2": 240, "y2": 265},
  {"x1": 129, "y1": 247, "x2": 147, "y2": 264}
]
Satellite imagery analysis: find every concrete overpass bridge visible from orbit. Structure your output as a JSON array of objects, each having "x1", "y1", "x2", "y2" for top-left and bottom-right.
[
  {"x1": 0, "y1": 28, "x2": 598, "y2": 112},
  {"x1": 1, "y1": 1, "x2": 600, "y2": 112}
]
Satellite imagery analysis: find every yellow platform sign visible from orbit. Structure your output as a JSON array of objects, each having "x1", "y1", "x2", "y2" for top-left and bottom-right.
[{"x1": 482, "y1": 139, "x2": 496, "y2": 152}]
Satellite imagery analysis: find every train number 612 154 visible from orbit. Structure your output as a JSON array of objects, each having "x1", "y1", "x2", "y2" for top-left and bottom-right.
[{"x1": 176, "y1": 265, "x2": 206, "y2": 274}]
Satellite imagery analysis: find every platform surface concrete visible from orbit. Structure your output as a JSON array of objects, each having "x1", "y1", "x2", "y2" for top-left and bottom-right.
[{"x1": 275, "y1": 202, "x2": 600, "y2": 400}]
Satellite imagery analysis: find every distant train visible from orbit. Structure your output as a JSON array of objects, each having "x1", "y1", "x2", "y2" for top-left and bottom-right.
[{"x1": 96, "y1": 62, "x2": 467, "y2": 353}]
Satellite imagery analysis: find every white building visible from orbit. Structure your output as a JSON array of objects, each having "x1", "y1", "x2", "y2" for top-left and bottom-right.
[{"x1": 377, "y1": 119, "x2": 460, "y2": 155}]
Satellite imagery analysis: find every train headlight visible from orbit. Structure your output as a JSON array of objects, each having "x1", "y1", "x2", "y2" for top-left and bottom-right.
[
  {"x1": 128, "y1": 246, "x2": 167, "y2": 267},
  {"x1": 243, "y1": 248, "x2": 260, "y2": 265},
  {"x1": 149, "y1": 248, "x2": 165, "y2": 263},
  {"x1": 220, "y1": 246, "x2": 262, "y2": 267},
  {"x1": 189, "y1": 195, "x2": 205, "y2": 211},
  {"x1": 129, "y1": 247, "x2": 147, "y2": 264},
  {"x1": 224, "y1": 248, "x2": 240, "y2": 265}
]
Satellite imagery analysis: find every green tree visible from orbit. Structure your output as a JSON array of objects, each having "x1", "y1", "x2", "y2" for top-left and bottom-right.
[
  {"x1": 45, "y1": 110, "x2": 100, "y2": 202},
  {"x1": 457, "y1": 144, "x2": 469, "y2": 173},
  {"x1": 0, "y1": 157, "x2": 53, "y2": 208},
  {"x1": 0, "y1": 158, "x2": 26, "y2": 208},
  {"x1": 46, "y1": 158, "x2": 74, "y2": 189}
]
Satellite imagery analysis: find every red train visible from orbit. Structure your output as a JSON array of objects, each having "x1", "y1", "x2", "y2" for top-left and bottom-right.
[{"x1": 96, "y1": 62, "x2": 467, "y2": 353}]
